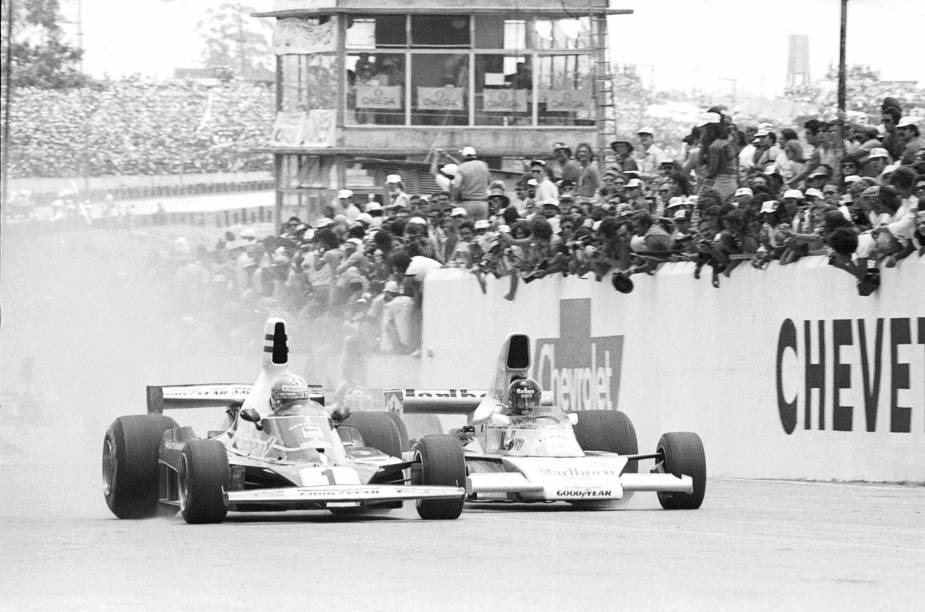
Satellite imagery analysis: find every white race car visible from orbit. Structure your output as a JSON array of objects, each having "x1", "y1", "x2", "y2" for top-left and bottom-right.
[
  {"x1": 102, "y1": 319, "x2": 466, "y2": 524},
  {"x1": 384, "y1": 334, "x2": 706, "y2": 510}
]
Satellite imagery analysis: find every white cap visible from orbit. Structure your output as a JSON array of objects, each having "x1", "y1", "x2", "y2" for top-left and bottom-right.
[
  {"x1": 337, "y1": 189, "x2": 354, "y2": 199},
  {"x1": 637, "y1": 126, "x2": 654, "y2": 135},
  {"x1": 356, "y1": 212, "x2": 373, "y2": 224},
  {"x1": 867, "y1": 147, "x2": 889, "y2": 160},
  {"x1": 408, "y1": 216, "x2": 427, "y2": 224},
  {"x1": 897, "y1": 116, "x2": 919, "y2": 129},
  {"x1": 625, "y1": 178, "x2": 642, "y2": 188},
  {"x1": 240, "y1": 227, "x2": 256, "y2": 239},
  {"x1": 441, "y1": 163, "x2": 458, "y2": 176},
  {"x1": 759, "y1": 200, "x2": 779, "y2": 214},
  {"x1": 783, "y1": 189, "x2": 803, "y2": 200},
  {"x1": 755, "y1": 128, "x2": 771, "y2": 137},
  {"x1": 316, "y1": 218, "x2": 333, "y2": 228},
  {"x1": 384, "y1": 280, "x2": 400, "y2": 293},
  {"x1": 364, "y1": 201, "x2": 382, "y2": 212},
  {"x1": 526, "y1": 178, "x2": 538, "y2": 187},
  {"x1": 734, "y1": 187, "x2": 753, "y2": 197},
  {"x1": 805, "y1": 188, "x2": 824, "y2": 200},
  {"x1": 460, "y1": 146, "x2": 477, "y2": 157},
  {"x1": 666, "y1": 196, "x2": 686, "y2": 208},
  {"x1": 386, "y1": 174, "x2": 403, "y2": 184},
  {"x1": 672, "y1": 209, "x2": 688, "y2": 220},
  {"x1": 843, "y1": 175, "x2": 862, "y2": 184},
  {"x1": 450, "y1": 207, "x2": 467, "y2": 217},
  {"x1": 474, "y1": 219, "x2": 491, "y2": 230}
]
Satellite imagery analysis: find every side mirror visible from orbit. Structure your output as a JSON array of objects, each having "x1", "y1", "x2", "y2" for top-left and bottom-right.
[{"x1": 240, "y1": 407, "x2": 263, "y2": 430}]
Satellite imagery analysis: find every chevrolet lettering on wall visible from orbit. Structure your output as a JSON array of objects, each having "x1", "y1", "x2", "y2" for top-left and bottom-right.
[
  {"x1": 775, "y1": 317, "x2": 925, "y2": 434},
  {"x1": 533, "y1": 299, "x2": 623, "y2": 412}
]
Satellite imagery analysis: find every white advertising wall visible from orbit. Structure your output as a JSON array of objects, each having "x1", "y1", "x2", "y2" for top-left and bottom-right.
[{"x1": 418, "y1": 257, "x2": 925, "y2": 482}]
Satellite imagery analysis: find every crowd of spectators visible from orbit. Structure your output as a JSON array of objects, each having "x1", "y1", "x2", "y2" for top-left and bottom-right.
[
  {"x1": 150, "y1": 99, "x2": 923, "y2": 356},
  {"x1": 7, "y1": 77, "x2": 274, "y2": 178}
]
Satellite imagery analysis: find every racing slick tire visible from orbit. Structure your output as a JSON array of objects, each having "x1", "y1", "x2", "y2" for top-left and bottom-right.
[
  {"x1": 572, "y1": 410, "x2": 639, "y2": 473},
  {"x1": 342, "y1": 411, "x2": 404, "y2": 458},
  {"x1": 655, "y1": 432, "x2": 706, "y2": 510},
  {"x1": 179, "y1": 439, "x2": 230, "y2": 524},
  {"x1": 411, "y1": 435, "x2": 466, "y2": 520},
  {"x1": 103, "y1": 414, "x2": 179, "y2": 519}
]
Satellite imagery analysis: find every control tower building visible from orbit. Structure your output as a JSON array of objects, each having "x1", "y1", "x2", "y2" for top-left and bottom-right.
[{"x1": 256, "y1": 0, "x2": 630, "y2": 222}]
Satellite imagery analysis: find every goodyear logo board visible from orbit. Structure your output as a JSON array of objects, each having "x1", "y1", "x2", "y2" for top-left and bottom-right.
[{"x1": 533, "y1": 299, "x2": 623, "y2": 412}]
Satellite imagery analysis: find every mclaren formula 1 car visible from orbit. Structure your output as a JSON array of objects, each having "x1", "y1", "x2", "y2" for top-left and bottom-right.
[
  {"x1": 102, "y1": 319, "x2": 466, "y2": 523},
  {"x1": 384, "y1": 333, "x2": 706, "y2": 510}
]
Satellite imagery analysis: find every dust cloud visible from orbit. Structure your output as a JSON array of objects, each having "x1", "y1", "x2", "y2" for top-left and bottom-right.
[{"x1": 0, "y1": 223, "x2": 258, "y2": 516}]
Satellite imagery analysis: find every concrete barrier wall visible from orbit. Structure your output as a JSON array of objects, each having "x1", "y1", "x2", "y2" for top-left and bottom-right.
[{"x1": 417, "y1": 257, "x2": 925, "y2": 482}]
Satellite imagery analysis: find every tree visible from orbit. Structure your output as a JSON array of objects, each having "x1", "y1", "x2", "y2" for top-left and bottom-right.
[
  {"x1": 1, "y1": 0, "x2": 87, "y2": 88},
  {"x1": 196, "y1": 2, "x2": 273, "y2": 81}
]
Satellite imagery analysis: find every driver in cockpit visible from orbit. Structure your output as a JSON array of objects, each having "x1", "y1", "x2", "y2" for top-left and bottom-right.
[
  {"x1": 507, "y1": 377, "x2": 542, "y2": 422},
  {"x1": 269, "y1": 374, "x2": 314, "y2": 415}
]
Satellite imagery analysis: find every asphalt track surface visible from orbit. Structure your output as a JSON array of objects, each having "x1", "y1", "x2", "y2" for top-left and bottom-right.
[
  {"x1": 1, "y1": 222, "x2": 923, "y2": 610},
  {"x1": 1, "y1": 455, "x2": 924, "y2": 611}
]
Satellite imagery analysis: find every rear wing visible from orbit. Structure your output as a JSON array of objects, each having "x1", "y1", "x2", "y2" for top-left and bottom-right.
[
  {"x1": 384, "y1": 388, "x2": 554, "y2": 420},
  {"x1": 146, "y1": 383, "x2": 324, "y2": 414},
  {"x1": 384, "y1": 389, "x2": 485, "y2": 418}
]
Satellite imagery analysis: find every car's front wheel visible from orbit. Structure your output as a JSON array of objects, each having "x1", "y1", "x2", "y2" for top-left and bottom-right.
[
  {"x1": 102, "y1": 415, "x2": 178, "y2": 519},
  {"x1": 655, "y1": 432, "x2": 706, "y2": 510},
  {"x1": 411, "y1": 435, "x2": 466, "y2": 520},
  {"x1": 178, "y1": 440, "x2": 230, "y2": 524}
]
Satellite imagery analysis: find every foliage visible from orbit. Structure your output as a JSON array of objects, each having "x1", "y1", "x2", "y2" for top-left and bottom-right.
[
  {"x1": 196, "y1": 2, "x2": 273, "y2": 82},
  {"x1": 1, "y1": 0, "x2": 88, "y2": 88}
]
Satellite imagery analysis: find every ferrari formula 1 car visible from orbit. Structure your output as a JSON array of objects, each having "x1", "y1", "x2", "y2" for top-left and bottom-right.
[
  {"x1": 102, "y1": 319, "x2": 466, "y2": 524},
  {"x1": 383, "y1": 334, "x2": 706, "y2": 510}
]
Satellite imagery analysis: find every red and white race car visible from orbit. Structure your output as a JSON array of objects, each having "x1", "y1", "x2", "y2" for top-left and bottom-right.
[{"x1": 384, "y1": 334, "x2": 706, "y2": 510}]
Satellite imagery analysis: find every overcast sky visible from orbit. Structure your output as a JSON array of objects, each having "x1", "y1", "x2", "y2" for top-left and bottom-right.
[{"x1": 65, "y1": 0, "x2": 924, "y2": 97}]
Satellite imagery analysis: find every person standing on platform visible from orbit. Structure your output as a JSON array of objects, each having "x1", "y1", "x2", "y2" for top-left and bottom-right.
[{"x1": 452, "y1": 146, "x2": 490, "y2": 221}]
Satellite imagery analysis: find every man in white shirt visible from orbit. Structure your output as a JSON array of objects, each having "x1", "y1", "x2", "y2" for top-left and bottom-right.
[{"x1": 634, "y1": 127, "x2": 664, "y2": 180}]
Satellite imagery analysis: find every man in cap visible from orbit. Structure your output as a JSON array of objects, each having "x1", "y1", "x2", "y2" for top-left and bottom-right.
[
  {"x1": 634, "y1": 127, "x2": 665, "y2": 180},
  {"x1": 452, "y1": 146, "x2": 490, "y2": 221},
  {"x1": 335, "y1": 189, "x2": 361, "y2": 220},
  {"x1": 896, "y1": 117, "x2": 923, "y2": 165},
  {"x1": 550, "y1": 142, "x2": 580, "y2": 182},
  {"x1": 861, "y1": 148, "x2": 890, "y2": 180},
  {"x1": 364, "y1": 200, "x2": 384, "y2": 229},
  {"x1": 529, "y1": 160, "x2": 559, "y2": 207},
  {"x1": 385, "y1": 174, "x2": 411, "y2": 210},
  {"x1": 609, "y1": 138, "x2": 639, "y2": 174},
  {"x1": 752, "y1": 126, "x2": 780, "y2": 168}
]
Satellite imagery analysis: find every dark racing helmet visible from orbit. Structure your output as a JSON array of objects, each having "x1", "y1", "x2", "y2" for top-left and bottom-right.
[
  {"x1": 269, "y1": 374, "x2": 311, "y2": 413},
  {"x1": 508, "y1": 378, "x2": 541, "y2": 416}
]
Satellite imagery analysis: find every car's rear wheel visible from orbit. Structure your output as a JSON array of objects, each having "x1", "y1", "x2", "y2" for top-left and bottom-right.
[
  {"x1": 411, "y1": 435, "x2": 466, "y2": 520},
  {"x1": 572, "y1": 410, "x2": 639, "y2": 473},
  {"x1": 102, "y1": 415, "x2": 178, "y2": 519},
  {"x1": 342, "y1": 412, "x2": 404, "y2": 458},
  {"x1": 655, "y1": 432, "x2": 706, "y2": 510},
  {"x1": 178, "y1": 440, "x2": 230, "y2": 524}
]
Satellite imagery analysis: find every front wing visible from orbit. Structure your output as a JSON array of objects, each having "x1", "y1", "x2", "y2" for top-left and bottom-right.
[
  {"x1": 465, "y1": 454, "x2": 692, "y2": 502},
  {"x1": 225, "y1": 484, "x2": 464, "y2": 510}
]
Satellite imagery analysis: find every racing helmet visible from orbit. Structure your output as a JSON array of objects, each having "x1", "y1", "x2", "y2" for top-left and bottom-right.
[
  {"x1": 269, "y1": 374, "x2": 311, "y2": 413},
  {"x1": 508, "y1": 378, "x2": 541, "y2": 416}
]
